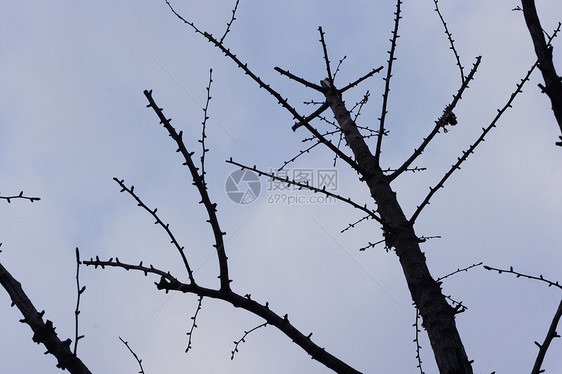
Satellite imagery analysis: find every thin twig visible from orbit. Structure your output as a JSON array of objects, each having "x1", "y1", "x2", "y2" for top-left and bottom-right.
[
  {"x1": 333, "y1": 56, "x2": 347, "y2": 81},
  {"x1": 200, "y1": 68, "x2": 213, "y2": 180},
  {"x1": 274, "y1": 66, "x2": 323, "y2": 92},
  {"x1": 410, "y1": 59, "x2": 537, "y2": 223},
  {"x1": 389, "y1": 56, "x2": 481, "y2": 182},
  {"x1": 340, "y1": 66, "x2": 384, "y2": 93},
  {"x1": 437, "y1": 262, "x2": 483, "y2": 282},
  {"x1": 220, "y1": 0, "x2": 240, "y2": 44},
  {"x1": 226, "y1": 158, "x2": 383, "y2": 224},
  {"x1": 73, "y1": 248, "x2": 86, "y2": 355},
  {"x1": 164, "y1": 1, "x2": 361, "y2": 173},
  {"x1": 531, "y1": 300, "x2": 562, "y2": 374},
  {"x1": 231, "y1": 322, "x2": 268, "y2": 359},
  {"x1": 0, "y1": 191, "x2": 40, "y2": 203},
  {"x1": 374, "y1": 0, "x2": 403, "y2": 165},
  {"x1": 433, "y1": 0, "x2": 465, "y2": 84},
  {"x1": 278, "y1": 140, "x2": 322, "y2": 171},
  {"x1": 318, "y1": 27, "x2": 334, "y2": 86},
  {"x1": 483, "y1": 265, "x2": 561, "y2": 290},
  {"x1": 113, "y1": 177, "x2": 196, "y2": 284},
  {"x1": 341, "y1": 214, "x2": 372, "y2": 233},
  {"x1": 413, "y1": 308, "x2": 425, "y2": 374},
  {"x1": 119, "y1": 337, "x2": 146, "y2": 374},
  {"x1": 144, "y1": 90, "x2": 230, "y2": 290},
  {"x1": 83, "y1": 257, "x2": 363, "y2": 374},
  {"x1": 358, "y1": 239, "x2": 385, "y2": 251}
]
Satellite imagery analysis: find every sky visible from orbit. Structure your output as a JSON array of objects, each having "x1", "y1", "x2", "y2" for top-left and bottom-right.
[{"x1": 1, "y1": 1, "x2": 561, "y2": 373}]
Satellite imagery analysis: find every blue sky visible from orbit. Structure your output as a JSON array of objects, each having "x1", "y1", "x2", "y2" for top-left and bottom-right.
[{"x1": 1, "y1": 1, "x2": 561, "y2": 373}]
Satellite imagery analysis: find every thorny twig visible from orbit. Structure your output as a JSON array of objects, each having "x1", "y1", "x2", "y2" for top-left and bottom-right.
[
  {"x1": 437, "y1": 262, "x2": 483, "y2": 282},
  {"x1": 226, "y1": 158, "x2": 383, "y2": 224},
  {"x1": 164, "y1": 1, "x2": 363, "y2": 174},
  {"x1": 0, "y1": 191, "x2": 40, "y2": 203},
  {"x1": 433, "y1": 0, "x2": 465, "y2": 84},
  {"x1": 413, "y1": 308, "x2": 425, "y2": 374},
  {"x1": 374, "y1": 0, "x2": 403, "y2": 165},
  {"x1": 341, "y1": 215, "x2": 372, "y2": 233},
  {"x1": 318, "y1": 26, "x2": 334, "y2": 86},
  {"x1": 531, "y1": 300, "x2": 562, "y2": 374},
  {"x1": 278, "y1": 140, "x2": 322, "y2": 171},
  {"x1": 73, "y1": 248, "x2": 86, "y2": 355},
  {"x1": 333, "y1": 55, "x2": 347, "y2": 80},
  {"x1": 113, "y1": 177, "x2": 196, "y2": 284},
  {"x1": 119, "y1": 337, "x2": 146, "y2": 374},
  {"x1": 200, "y1": 68, "x2": 213, "y2": 180},
  {"x1": 0, "y1": 261, "x2": 92, "y2": 374},
  {"x1": 483, "y1": 265, "x2": 561, "y2": 290},
  {"x1": 520, "y1": 1, "x2": 562, "y2": 146},
  {"x1": 231, "y1": 322, "x2": 268, "y2": 359},
  {"x1": 186, "y1": 296, "x2": 203, "y2": 352},
  {"x1": 82, "y1": 257, "x2": 362, "y2": 374},
  {"x1": 220, "y1": 0, "x2": 240, "y2": 44},
  {"x1": 410, "y1": 58, "x2": 536, "y2": 223},
  {"x1": 389, "y1": 56, "x2": 481, "y2": 183},
  {"x1": 144, "y1": 89, "x2": 230, "y2": 290}
]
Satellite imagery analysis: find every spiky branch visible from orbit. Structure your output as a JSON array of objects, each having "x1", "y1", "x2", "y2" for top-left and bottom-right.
[
  {"x1": 531, "y1": 300, "x2": 562, "y2": 374},
  {"x1": 73, "y1": 247, "x2": 86, "y2": 355},
  {"x1": 520, "y1": 1, "x2": 562, "y2": 146},
  {"x1": 0, "y1": 191, "x2": 40, "y2": 203},
  {"x1": 389, "y1": 56, "x2": 481, "y2": 183},
  {"x1": 144, "y1": 89, "x2": 228, "y2": 290},
  {"x1": 432, "y1": 0, "x2": 465, "y2": 84},
  {"x1": 83, "y1": 257, "x2": 362, "y2": 374},
  {"x1": 374, "y1": 0, "x2": 402, "y2": 165},
  {"x1": 410, "y1": 59, "x2": 537, "y2": 224},
  {"x1": 0, "y1": 261, "x2": 92, "y2": 374}
]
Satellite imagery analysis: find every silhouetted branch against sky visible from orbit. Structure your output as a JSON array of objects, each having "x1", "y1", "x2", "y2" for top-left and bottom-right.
[{"x1": 0, "y1": 1, "x2": 561, "y2": 373}]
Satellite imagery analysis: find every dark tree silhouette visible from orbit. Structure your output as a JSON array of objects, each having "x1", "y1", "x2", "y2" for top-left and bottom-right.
[
  {"x1": 1, "y1": 2, "x2": 560, "y2": 374},
  {"x1": 520, "y1": 0, "x2": 562, "y2": 146}
]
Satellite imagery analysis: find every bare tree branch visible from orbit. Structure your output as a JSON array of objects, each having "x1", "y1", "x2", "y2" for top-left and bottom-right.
[
  {"x1": 231, "y1": 322, "x2": 268, "y2": 360},
  {"x1": 0, "y1": 261, "x2": 92, "y2": 374},
  {"x1": 531, "y1": 300, "x2": 562, "y2": 374},
  {"x1": 226, "y1": 158, "x2": 383, "y2": 224},
  {"x1": 164, "y1": 1, "x2": 362, "y2": 173},
  {"x1": 410, "y1": 59, "x2": 537, "y2": 224},
  {"x1": 483, "y1": 265, "x2": 562, "y2": 290},
  {"x1": 73, "y1": 247, "x2": 86, "y2": 355},
  {"x1": 119, "y1": 336, "x2": 146, "y2": 374},
  {"x1": 186, "y1": 296, "x2": 203, "y2": 353},
  {"x1": 144, "y1": 90, "x2": 229, "y2": 290},
  {"x1": 520, "y1": 1, "x2": 562, "y2": 146},
  {"x1": 83, "y1": 258, "x2": 363, "y2": 374},
  {"x1": 432, "y1": 0, "x2": 465, "y2": 84},
  {"x1": 220, "y1": 0, "x2": 240, "y2": 44},
  {"x1": 199, "y1": 68, "x2": 213, "y2": 180},
  {"x1": 374, "y1": 0, "x2": 403, "y2": 165},
  {"x1": 318, "y1": 26, "x2": 335, "y2": 87},
  {"x1": 389, "y1": 56, "x2": 481, "y2": 182},
  {"x1": 321, "y1": 77, "x2": 474, "y2": 374},
  {"x1": 113, "y1": 177, "x2": 196, "y2": 284},
  {"x1": 437, "y1": 262, "x2": 483, "y2": 282},
  {"x1": 0, "y1": 191, "x2": 40, "y2": 203}
]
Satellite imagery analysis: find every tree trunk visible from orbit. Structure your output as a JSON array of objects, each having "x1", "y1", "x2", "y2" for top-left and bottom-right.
[{"x1": 322, "y1": 79, "x2": 473, "y2": 374}]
